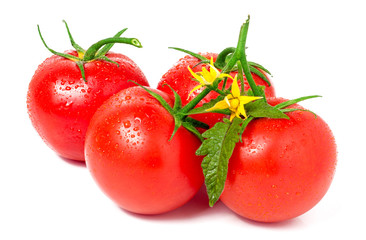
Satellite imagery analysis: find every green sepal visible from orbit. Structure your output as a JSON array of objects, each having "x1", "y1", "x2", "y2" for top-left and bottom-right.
[
  {"x1": 62, "y1": 20, "x2": 85, "y2": 54},
  {"x1": 98, "y1": 56, "x2": 120, "y2": 67},
  {"x1": 249, "y1": 65, "x2": 271, "y2": 86},
  {"x1": 169, "y1": 47, "x2": 208, "y2": 61},
  {"x1": 196, "y1": 117, "x2": 243, "y2": 207},
  {"x1": 182, "y1": 121, "x2": 204, "y2": 142},
  {"x1": 75, "y1": 61, "x2": 86, "y2": 82},
  {"x1": 37, "y1": 25, "x2": 81, "y2": 62},
  {"x1": 185, "y1": 117, "x2": 209, "y2": 129},
  {"x1": 246, "y1": 100, "x2": 289, "y2": 119},
  {"x1": 169, "y1": 118, "x2": 182, "y2": 142},
  {"x1": 274, "y1": 95, "x2": 321, "y2": 109},
  {"x1": 163, "y1": 84, "x2": 182, "y2": 112},
  {"x1": 280, "y1": 108, "x2": 318, "y2": 118},
  {"x1": 129, "y1": 81, "x2": 174, "y2": 115},
  {"x1": 246, "y1": 85, "x2": 266, "y2": 100},
  {"x1": 192, "y1": 60, "x2": 210, "y2": 69},
  {"x1": 248, "y1": 61, "x2": 272, "y2": 76}
]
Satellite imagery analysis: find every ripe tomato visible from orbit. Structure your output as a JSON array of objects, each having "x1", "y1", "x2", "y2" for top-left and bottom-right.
[
  {"x1": 220, "y1": 98, "x2": 337, "y2": 222},
  {"x1": 27, "y1": 51, "x2": 149, "y2": 161},
  {"x1": 157, "y1": 53, "x2": 275, "y2": 128},
  {"x1": 84, "y1": 86, "x2": 204, "y2": 214}
]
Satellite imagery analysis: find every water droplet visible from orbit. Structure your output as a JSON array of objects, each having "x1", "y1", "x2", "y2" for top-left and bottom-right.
[
  {"x1": 123, "y1": 121, "x2": 131, "y2": 128},
  {"x1": 131, "y1": 134, "x2": 135, "y2": 138},
  {"x1": 133, "y1": 127, "x2": 139, "y2": 131},
  {"x1": 65, "y1": 86, "x2": 71, "y2": 90}
]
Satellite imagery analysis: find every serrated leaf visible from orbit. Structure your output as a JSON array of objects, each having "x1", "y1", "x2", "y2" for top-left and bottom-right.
[
  {"x1": 246, "y1": 100, "x2": 289, "y2": 119},
  {"x1": 196, "y1": 117, "x2": 243, "y2": 207}
]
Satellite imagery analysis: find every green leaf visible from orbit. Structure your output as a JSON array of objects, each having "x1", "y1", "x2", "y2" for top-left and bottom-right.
[
  {"x1": 274, "y1": 95, "x2": 321, "y2": 109},
  {"x1": 246, "y1": 100, "x2": 289, "y2": 119},
  {"x1": 196, "y1": 117, "x2": 243, "y2": 207}
]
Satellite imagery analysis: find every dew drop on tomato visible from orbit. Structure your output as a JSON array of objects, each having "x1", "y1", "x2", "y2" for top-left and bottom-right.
[{"x1": 123, "y1": 121, "x2": 131, "y2": 128}]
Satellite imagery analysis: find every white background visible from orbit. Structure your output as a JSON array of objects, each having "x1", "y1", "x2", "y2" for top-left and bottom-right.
[{"x1": 1, "y1": 0, "x2": 365, "y2": 239}]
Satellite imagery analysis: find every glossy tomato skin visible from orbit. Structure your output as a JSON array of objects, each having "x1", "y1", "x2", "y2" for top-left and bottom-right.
[
  {"x1": 27, "y1": 51, "x2": 149, "y2": 161},
  {"x1": 85, "y1": 86, "x2": 204, "y2": 214},
  {"x1": 157, "y1": 53, "x2": 275, "y2": 128},
  {"x1": 220, "y1": 98, "x2": 337, "y2": 222}
]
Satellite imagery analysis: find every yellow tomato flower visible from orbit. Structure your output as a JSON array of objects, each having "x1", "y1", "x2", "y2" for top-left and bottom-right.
[
  {"x1": 187, "y1": 57, "x2": 231, "y2": 98},
  {"x1": 206, "y1": 75, "x2": 262, "y2": 121}
]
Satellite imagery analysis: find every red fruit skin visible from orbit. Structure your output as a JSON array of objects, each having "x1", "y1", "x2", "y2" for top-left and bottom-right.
[
  {"x1": 157, "y1": 53, "x2": 275, "y2": 128},
  {"x1": 27, "y1": 51, "x2": 149, "y2": 161},
  {"x1": 220, "y1": 98, "x2": 337, "y2": 222},
  {"x1": 85, "y1": 87, "x2": 204, "y2": 215}
]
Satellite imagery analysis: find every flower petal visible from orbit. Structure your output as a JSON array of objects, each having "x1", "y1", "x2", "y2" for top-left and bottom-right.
[
  {"x1": 188, "y1": 66, "x2": 205, "y2": 84},
  {"x1": 231, "y1": 75, "x2": 240, "y2": 98},
  {"x1": 230, "y1": 112, "x2": 236, "y2": 122},
  {"x1": 219, "y1": 73, "x2": 233, "y2": 79},
  {"x1": 238, "y1": 102, "x2": 247, "y2": 119},
  {"x1": 201, "y1": 67, "x2": 213, "y2": 84},
  {"x1": 239, "y1": 96, "x2": 262, "y2": 104},
  {"x1": 206, "y1": 99, "x2": 230, "y2": 112},
  {"x1": 187, "y1": 84, "x2": 204, "y2": 99}
]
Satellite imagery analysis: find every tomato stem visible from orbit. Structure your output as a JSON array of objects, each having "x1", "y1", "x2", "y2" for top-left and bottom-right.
[
  {"x1": 83, "y1": 37, "x2": 142, "y2": 61},
  {"x1": 180, "y1": 88, "x2": 212, "y2": 114}
]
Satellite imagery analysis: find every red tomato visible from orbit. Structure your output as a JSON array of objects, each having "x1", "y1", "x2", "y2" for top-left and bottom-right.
[
  {"x1": 157, "y1": 53, "x2": 275, "y2": 128},
  {"x1": 27, "y1": 51, "x2": 149, "y2": 161},
  {"x1": 220, "y1": 98, "x2": 337, "y2": 222},
  {"x1": 84, "y1": 86, "x2": 204, "y2": 214}
]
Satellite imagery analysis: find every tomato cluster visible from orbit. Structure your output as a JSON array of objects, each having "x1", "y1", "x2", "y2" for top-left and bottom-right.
[{"x1": 27, "y1": 19, "x2": 337, "y2": 223}]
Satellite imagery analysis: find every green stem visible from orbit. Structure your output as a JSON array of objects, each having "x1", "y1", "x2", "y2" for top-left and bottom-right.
[
  {"x1": 237, "y1": 17, "x2": 261, "y2": 97},
  {"x1": 236, "y1": 61, "x2": 245, "y2": 95},
  {"x1": 215, "y1": 47, "x2": 236, "y2": 69},
  {"x1": 83, "y1": 37, "x2": 142, "y2": 61},
  {"x1": 180, "y1": 88, "x2": 211, "y2": 114}
]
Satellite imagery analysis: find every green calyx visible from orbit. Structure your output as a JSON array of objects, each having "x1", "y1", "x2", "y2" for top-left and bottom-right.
[
  {"x1": 129, "y1": 81, "x2": 209, "y2": 142},
  {"x1": 37, "y1": 20, "x2": 142, "y2": 82}
]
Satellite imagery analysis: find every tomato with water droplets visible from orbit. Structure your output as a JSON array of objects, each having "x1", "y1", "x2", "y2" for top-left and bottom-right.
[
  {"x1": 85, "y1": 86, "x2": 204, "y2": 214},
  {"x1": 220, "y1": 98, "x2": 337, "y2": 222},
  {"x1": 27, "y1": 50, "x2": 149, "y2": 161}
]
